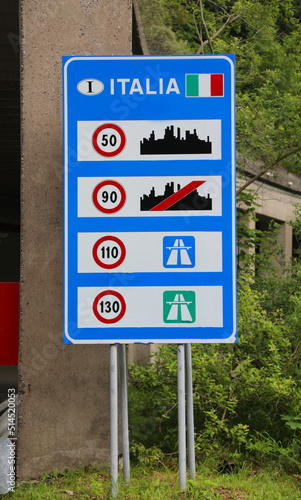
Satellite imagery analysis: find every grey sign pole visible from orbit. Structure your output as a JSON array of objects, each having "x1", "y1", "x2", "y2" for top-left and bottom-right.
[
  {"x1": 119, "y1": 344, "x2": 130, "y2": 483},
  {"x1": 185, "y1": 343, "x2": 196, "y2": 480},
  {"x1": 177, "y1": 344, "x2": 186, "y2": 490},
  {"x1": 110, "y1": 344, "x2": 118, "y2": 498}
]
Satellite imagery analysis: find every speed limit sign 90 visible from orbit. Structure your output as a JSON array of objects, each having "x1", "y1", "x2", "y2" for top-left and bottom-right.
[
  {"x1": 92, "y1": 180, "x2": 126, "y2": 213},
  {"x1": 92, "y1": 123, "x2": 126, "y2": 157},
  {"x1": 93, "y1": 290, "x2": 126, "y2": 324}
]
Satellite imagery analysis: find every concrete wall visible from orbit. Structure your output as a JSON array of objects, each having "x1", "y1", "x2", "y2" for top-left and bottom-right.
[
  {"x1": 18, "y1": 0, "x2": 132, "y2": 479},
  {"x1": 237, "y1": 171, "x2": 301, "y2": 266}
]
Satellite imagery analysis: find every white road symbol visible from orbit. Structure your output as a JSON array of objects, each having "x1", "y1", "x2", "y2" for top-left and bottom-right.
[
  {"x1": 166, "y1": 239, "x2": 192, "y2": 266},
  {"x1": 166, "y1": 293, "x2": 193, "y2": 322}
]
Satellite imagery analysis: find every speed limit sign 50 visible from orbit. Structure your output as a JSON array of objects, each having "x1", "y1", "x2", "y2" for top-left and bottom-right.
[{"x1": 92, "y1": 123, "x2": 126, "y2": 157}]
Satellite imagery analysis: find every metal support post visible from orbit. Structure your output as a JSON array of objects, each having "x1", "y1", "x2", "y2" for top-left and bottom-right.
[
  {"x1": 177, "y1": 344, "x2": 186, "y2": 490},
  {"x1": 185, "y1": 343, "x2": 196, "y2": 480},
  {"x1": 119, "y1": 344, "x2": 130, "y2": 482},
  {"x1": 110, "y1": 345, "x2": 118, "y2": 498}
]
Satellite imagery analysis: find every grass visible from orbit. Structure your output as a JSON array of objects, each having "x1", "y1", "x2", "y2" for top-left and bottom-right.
[{"x1": 4, "y1": 462, "x2": 301, "y2": 499}]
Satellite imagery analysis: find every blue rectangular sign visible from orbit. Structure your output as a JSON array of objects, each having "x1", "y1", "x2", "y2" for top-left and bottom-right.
[{"x1": 63, "y1": 55, "x2": 236, "y2": 344}]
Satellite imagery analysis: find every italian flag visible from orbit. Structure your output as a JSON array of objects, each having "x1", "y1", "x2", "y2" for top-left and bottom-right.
[{"x1": 186, "y1": 74, "x2": 224, "y2": 97}]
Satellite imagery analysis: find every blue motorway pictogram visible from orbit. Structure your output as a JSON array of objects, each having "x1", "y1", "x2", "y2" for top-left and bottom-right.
[{"x1": 163, "y1": 236, "x2": 195, "y2": 268}]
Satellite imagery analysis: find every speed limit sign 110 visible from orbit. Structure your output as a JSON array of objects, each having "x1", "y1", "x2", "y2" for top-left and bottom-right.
[{"x1": 92, "y1": 236, "x2": 126, "y2": 269}]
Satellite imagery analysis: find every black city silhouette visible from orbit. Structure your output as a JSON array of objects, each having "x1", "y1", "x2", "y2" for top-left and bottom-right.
[
  {"x1": 140, "y1": 125, "x2": 212, "y2": 155},
  {"x1": 140, "y1": 182, "x2": 212, "y2": 211}
]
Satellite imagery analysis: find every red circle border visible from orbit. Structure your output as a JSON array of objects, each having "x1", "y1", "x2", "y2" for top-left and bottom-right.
[
  {"x1": 92, "y1": 180, "x2": 126, "y2": 214},
  {"x1": 92, "y1": 123, "x2": 126, "y2": 157},
  {"x1": 92, "y1": 236, "x2": 126, "y2": 269},
  {"x1": 93, "y1": 290, "x2": 126, "y2": 324}
]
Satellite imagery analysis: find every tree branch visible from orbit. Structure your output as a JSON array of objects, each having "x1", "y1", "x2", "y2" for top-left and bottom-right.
[
  {"x1": 196, "y1": 13, "x2": 240, "y2": 54},
  {"x1": 193, "y1": 9, "x2": 204, "y2": 54},
  {"x1": 236, "y1": 146, "x2": 301, "y2": 196},
  {"x1": 199, "y1": 0, "x2": 214, "y2": 54}
]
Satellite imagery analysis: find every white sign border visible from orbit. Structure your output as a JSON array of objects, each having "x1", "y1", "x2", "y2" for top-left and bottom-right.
[{"x1": 64, "y1": 55, "x2": 236, "y2": 344}]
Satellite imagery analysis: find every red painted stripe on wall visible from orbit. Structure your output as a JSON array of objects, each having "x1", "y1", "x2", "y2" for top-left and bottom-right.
[{"x1": 0, "y1": 283, "x2": 19, "y2": 365}]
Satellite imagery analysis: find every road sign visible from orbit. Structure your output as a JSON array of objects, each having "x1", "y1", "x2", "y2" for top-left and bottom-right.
[
  {"x1": 93, "y1": 290, "x2": 126, "y2": 324},
  {"x1": 78, "y1": 176, "x2": 222, "y2": 217},
  {"x1": 78, "y1": 119, "x2": 221, "y2": 161},
  {"x1": 92, "y1": 180, "x2": 126, "y2": 213},
  {"x1": 92, "y1": 124, "x2": 126, "y2": 157},
  {"x1": 78, "y1": 286, "x2": 222, "y2": 329},
  {"x1": 163, "y1": 292, "x2": 196, "y2": 323},
  {"x1": 63, "y1": 55, "x2": 236, "y2": 344},
  {"x1": 92, "y1": 236, "x2": 126, "y2": 269},
  {"x1": 163, "y1": 237, "x2": 195, "y2": 268},
  {"x1": 77, "y1": 231, "x2": 222, "y2": 274}
]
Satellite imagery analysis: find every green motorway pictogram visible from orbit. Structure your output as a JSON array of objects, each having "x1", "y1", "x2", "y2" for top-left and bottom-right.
[{"x1": 163, "y1": 291, "x2": 196, "y2": 323}]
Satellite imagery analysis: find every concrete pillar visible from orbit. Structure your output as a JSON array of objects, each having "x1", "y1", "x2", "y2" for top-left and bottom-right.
[
  {"x1": 128, "y1": 345, "x2": 151, "y2": 365},
  {"x1": 281, "y1": 222, "x2": 293, "y2": 266},
  {"x1": 18, "y1": 0, "x2": 132, "y2": 480}
]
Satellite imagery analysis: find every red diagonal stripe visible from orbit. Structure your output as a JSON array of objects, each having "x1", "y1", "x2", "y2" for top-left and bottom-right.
[{"x1": 150, "y1": 181, "x2": 206, "y2": 211}]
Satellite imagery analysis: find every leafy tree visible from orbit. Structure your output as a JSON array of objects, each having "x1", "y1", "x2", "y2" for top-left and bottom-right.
[
  {"x1": 129, "y1": 269, "x2": 301, "y2": 468},
  {"x1": 132, "y1": 0, "x2": 301, "y2": 469},
  {"x1": 137, "y1": 0, "x2": 301, "y2": 185},
  {"x1": 136, "y1": 0, "x2": 190, "y2": 54}
]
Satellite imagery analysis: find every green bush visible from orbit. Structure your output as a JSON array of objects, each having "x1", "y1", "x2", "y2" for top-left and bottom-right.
[
  {"x1": 129, "y1": 274, "x2": 301, "y2": 469},
  {"x1": 133, "y1": 0, "x2": 301, "y2": 471},
  {"x1": 137, "y1": 0, "x2": 191, "y2": 54}
]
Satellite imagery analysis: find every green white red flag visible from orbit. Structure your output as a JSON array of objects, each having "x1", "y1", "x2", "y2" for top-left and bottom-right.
[{"x1": 186, "y1": 74, "x2": 224, "y2": 97}]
